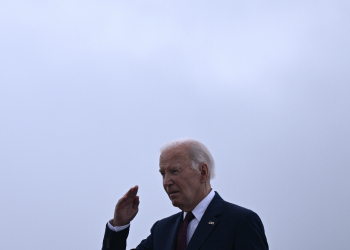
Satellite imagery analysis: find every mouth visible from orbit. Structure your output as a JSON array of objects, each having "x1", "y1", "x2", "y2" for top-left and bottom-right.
[{"x1": 168, "y1": 191, "x2": 180, "y2": 198}]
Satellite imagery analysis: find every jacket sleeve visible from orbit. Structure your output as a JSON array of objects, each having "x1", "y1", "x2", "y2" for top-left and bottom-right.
[
  {"x1": 102, "y1": 223, "x2": 130, "y2": 250},
  {"x1": 234, "y1": 211, "x2": 269, "y2": 250},
  {"x1": 102, "y1": 222, "x2": 159, "y2": 250}
]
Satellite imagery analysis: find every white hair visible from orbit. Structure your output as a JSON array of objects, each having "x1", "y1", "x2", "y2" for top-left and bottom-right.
[{"x1": 160, "y1": 138, "x2": 215, "y2": 179}]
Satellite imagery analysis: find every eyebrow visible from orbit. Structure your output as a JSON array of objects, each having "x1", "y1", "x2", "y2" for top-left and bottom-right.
[{"x1": 159, "y1": 166, "x2": 181, "y2": 172}]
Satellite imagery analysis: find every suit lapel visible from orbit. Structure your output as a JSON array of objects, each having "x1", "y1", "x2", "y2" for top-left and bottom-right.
[
  {"x1": 186, "y1": 192, "x2": 223, "y2": 250},
  {"x1": 166, "y1": 212, "x2": 183, "y2": 250}
]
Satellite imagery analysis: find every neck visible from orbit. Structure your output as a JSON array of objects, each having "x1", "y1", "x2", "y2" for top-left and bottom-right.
[{"x1": 183, "y1": 184, "x2": 212, "y2": 212}]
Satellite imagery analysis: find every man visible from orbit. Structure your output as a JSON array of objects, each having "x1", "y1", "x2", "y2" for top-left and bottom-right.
[{"x1": 102, "y1": 139, "x2": 268, "y2": 250}]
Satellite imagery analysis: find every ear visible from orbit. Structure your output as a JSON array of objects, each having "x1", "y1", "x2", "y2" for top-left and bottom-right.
[{"x1": 199, "y1": 163, "x2": 209, "y2": 183}]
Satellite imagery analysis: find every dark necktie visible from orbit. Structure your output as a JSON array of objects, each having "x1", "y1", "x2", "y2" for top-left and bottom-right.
[{"x1": 176, "y1": 211, "x2": 195, "y2": 250}]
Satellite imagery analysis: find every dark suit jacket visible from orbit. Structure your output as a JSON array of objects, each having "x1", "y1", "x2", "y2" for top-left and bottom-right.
[{"x1": 102, "y1": 192, "x2": 268, "y2": 250}]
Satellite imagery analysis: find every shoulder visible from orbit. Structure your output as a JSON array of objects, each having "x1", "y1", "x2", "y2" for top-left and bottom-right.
[
  {"x1": 224, "y1": 201, "x2": 263, "y2": 221},
  {"x1": 218, "y1": 200, "x2": 268, "y2": 249},
  {"x1": 214, "y1": 192, "x2": 256, "y2": 216},
  {"x1": 215, "y1": 193, "x2": 265, "y2": 226},
  {"x1": 222, "y1": 200, "x2": 255, "y2": 216},
  {"x1": 155, "y1": 211, "x2": 182, "y2": 227}
]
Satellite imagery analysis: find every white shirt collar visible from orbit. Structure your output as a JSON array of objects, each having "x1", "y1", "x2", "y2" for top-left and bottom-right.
[{"x1": 183, "y1": 189, "x2": 215, "y2": 221}]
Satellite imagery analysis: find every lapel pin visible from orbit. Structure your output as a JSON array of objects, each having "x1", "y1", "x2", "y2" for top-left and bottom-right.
[{"x1": 208, "y1": 221, "x2": 214, "y2": 225}]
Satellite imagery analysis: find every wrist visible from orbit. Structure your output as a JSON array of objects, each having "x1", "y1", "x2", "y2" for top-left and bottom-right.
[{"x1": 110, "y1": 218, "x2": 129, "y2": 227}]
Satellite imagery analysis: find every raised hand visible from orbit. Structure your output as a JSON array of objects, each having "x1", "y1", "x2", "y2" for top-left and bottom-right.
[{"x1": 111, "y1": 185, "x2": 140, "y2": 226}]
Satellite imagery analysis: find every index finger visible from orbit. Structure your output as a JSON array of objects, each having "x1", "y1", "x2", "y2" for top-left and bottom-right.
[{"x1": 125, "y1": 185, "x2": 138, "y2": 199}]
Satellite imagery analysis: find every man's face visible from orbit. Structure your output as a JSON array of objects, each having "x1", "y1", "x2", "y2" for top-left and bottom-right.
[{"x1": 159, "y1": 145, "x2": 203, "y2": 212}]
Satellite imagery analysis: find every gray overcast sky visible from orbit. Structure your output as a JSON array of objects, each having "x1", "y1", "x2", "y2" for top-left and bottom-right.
[{"x1": 1, "y1": 1, "x2": 349, "y2": 249}]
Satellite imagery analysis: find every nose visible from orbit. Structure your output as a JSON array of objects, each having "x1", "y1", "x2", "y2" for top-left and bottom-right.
[{"x1": 163, "y1": 173, "x2": 173, "y2": 187}]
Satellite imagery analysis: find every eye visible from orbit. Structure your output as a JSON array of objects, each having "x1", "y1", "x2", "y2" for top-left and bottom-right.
[{"x1": 171, "y1": 170, "x2": 179, "y2": 174}]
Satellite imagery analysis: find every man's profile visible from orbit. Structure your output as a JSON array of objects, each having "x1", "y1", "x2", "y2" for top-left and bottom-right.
[{"x1": 102, "y1": 138, "x2": 268, "y2": 250}]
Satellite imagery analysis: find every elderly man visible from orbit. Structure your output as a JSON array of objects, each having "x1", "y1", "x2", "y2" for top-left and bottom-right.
[{"x1": 102, "y1": 139, "x2": 268, "y2": 250}]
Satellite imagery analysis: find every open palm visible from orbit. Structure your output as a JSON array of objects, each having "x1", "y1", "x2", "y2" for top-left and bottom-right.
[{"x1": 112, "y1": 186, "x2": 140, "y2": 226}]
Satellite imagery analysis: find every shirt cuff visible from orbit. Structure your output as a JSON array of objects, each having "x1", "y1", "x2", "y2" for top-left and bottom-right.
[{"x1": 107, "y1": 220, "x2": 130, "y2": 232}]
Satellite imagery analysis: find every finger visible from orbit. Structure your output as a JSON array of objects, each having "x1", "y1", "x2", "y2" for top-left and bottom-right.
[
  {"x1": 123, "y1": 186, "x2": 135, "y2": 198},
  {"x1": 118, "y1": 187, "x2": 135, "y2": 204},
  {"x1": 126, "y1": 185, "x2": 138, "y2": 198},
  {"x1": 132, "y1": 196, "x2": 140, "y2": 209},
  {"x1": 131, "y1": 185, "x2": 138, "y2": 195}
]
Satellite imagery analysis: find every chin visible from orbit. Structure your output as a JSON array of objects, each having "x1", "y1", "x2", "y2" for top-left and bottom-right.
[{"x1": 171, "y1": 199, "x2": 182, "y2": 208}]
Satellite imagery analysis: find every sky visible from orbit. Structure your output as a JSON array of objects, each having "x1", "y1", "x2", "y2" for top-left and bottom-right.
[{"x1": 1, "y1": 1, "x2": 349, "y2": 249}]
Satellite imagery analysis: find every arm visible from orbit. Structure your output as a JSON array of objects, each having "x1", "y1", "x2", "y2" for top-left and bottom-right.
[
  {"x1": 102, "y1": 186, "x2": 140, "y2": 250},
  {"x1": 234, "y1": 211, "x2": 269, "y2": 250},
  {"x1": 102, "y1": 224, "x2": 130, "y2": 250},
  {"x1": 102, "y1": 220, "x2": 158, "y2": 250}
]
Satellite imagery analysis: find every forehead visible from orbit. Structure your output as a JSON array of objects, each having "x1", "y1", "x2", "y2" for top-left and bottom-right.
[{"x1": 159, "y1": 146, "x2": 190, "y2": 167}]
